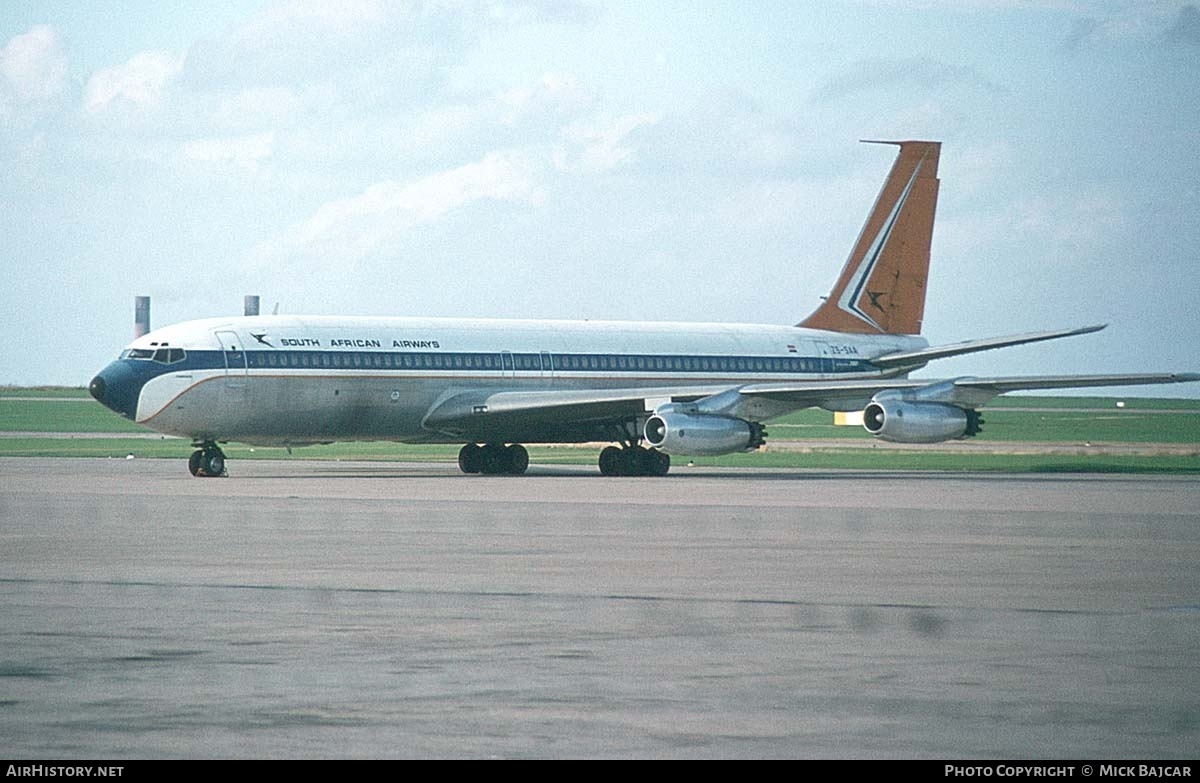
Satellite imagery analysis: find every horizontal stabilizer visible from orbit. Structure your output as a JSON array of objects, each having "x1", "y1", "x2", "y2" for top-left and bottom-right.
[{"x1": 869, "y1": 324, "x2": 1107, "y2": 369}]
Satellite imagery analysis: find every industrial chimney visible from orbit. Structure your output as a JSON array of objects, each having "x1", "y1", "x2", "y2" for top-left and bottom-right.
[{"x1": 134, "y1": 296, "x2": 150, "y2": 338}]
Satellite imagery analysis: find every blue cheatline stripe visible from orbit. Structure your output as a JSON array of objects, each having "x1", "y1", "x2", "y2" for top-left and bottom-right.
[{"x1": 120, "y1": 349, "x2": 874, "y2": 378}]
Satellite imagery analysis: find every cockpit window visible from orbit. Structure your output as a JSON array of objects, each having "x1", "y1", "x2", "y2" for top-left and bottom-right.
[{"x1": 122, "y1": 348, "x2": 186, "y2": 364}]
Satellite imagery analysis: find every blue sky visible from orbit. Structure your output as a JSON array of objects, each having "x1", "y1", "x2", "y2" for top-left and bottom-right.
[{"x1": 2, "y1": 0, "x2": 1198, "y2": 393}]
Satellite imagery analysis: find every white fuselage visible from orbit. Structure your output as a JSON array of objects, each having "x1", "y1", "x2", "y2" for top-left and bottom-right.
[{"x1": 95, "y1": 315, "x2": 926, "y2": 447}]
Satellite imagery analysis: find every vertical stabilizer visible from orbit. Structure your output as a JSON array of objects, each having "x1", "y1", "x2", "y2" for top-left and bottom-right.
[{"x1": 799, "y1": 140, "x2": 940, "y2": 335}]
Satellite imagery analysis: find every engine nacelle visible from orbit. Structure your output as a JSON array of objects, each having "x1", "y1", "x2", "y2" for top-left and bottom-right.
[
  {"x1": 643, "y1": 412, "x2": 766, "y2": 456},
  {"x1": 862, "y1": 399, "x2": 982, "y2": 443}
]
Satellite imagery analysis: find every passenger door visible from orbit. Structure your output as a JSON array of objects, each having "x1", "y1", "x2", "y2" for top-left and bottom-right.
[{"x1": 215, "y1": 330, "x2": 248, "y2": 392}]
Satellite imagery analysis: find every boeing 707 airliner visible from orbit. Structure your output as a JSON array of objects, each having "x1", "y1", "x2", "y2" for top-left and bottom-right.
[{"x1": 89, "y1": 141, "x2": 1198, "y2": 477}]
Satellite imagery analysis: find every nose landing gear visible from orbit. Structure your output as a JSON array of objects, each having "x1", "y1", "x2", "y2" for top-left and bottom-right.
[{"x1": 188, "y1": 443, "x2": 227, "y2": 477}]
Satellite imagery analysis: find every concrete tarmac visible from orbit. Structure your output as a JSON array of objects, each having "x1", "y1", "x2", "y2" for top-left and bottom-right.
[{"x1": 2, "y1": 457, "x2": 1198, "y2": 758}]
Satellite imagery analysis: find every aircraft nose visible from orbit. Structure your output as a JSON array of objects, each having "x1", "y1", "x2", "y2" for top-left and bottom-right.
[
  {"x1": 88, "y1": 362, "x2": 140, "y2": 420},
  {"x1": 88, "y1": 374, "x2": 106, "y2": 402}
]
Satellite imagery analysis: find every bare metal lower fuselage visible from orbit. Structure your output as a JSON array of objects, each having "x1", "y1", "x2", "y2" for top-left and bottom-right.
[{"x1": 140, "y1": 370, "x2": 900, "y2": 447}]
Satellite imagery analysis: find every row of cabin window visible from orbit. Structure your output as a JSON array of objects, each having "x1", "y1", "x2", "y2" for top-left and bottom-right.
[
  {"x1": 243, "y1": 351, "x2": 859, "y2": 374},
  {"x1": 249, "y1": 351, "x2": 507, "y2": 370}
]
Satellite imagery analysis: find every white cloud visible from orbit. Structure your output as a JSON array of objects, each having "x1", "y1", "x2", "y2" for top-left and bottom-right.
[
  {"x1": 410, "y1": 71, "x2": 587, "y2": 143},
  {"x1": 484, "y1": 0, "x2": 600, "y2": 26},
  {"x1": 944, "y1": 140, "x2": 1015, "y2": 195},
  {"x1": 232, "y1": 0, "x2": 390, "y2": 45},
  {"x1": 493, "y1": 71, "x2": 587, "y2": 121},
  {"x1": 714, "y1": 178, "x2": 833, "y2": 233},
  {"x1": 182, "y1": 132, "x2": 275, "y2": 171},
  {"x1": 553, "y1": 112, "x2": 659, "y2": 174},
  {"x1": 812, "y1": 57, "x2": 1005, "y2": 104},
  {"x1": 937, "y1": 189, "x2": 1129, "y2": 266},
  {"x1": 183, "y1": 0, "x2": 435, "y2": 90},
  {"x1": 394, "y1": 88, "x2": 542, "y2": 151},
  {"x1": 1012, "y1": 193, "x2": 1128, "y2": 257},
  {"x1": 0, "y1": 25, "x2": 68, "y2": 119},
  {"x1": 209, "y1": 87, "x2": 305, "y2": 130},
  {"x1": 1165, "y1": 3, "x2": 1200, "y2": 47},
  {"x1": 84, "y1": 50, "x2": 183, "y2": 114},
  {"x1": 263, "y1": 150, "x2": 545, "y2": 264}
]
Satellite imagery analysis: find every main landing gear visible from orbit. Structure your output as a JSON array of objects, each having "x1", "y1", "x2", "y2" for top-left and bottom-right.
[
  {"x1": 457, "y1": 443, "x2": 529, "y2": 475},
  {"x1": 188, "y1": 442, "x2": 227, "y2": 477},
  {"x1": 598, "y1": 445, "x2": 670, "y2": 477},
  {"x1": 455, "y1": 441, "x2": 671, "y2": 476}
]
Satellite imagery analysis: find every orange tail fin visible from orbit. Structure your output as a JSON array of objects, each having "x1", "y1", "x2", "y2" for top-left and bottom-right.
[{"x1": 799, "y1": 140, "x2": 941, "y2": 335}]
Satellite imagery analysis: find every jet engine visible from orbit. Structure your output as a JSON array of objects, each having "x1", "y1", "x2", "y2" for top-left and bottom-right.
[
  {"x1": 643, "y1": 412, "x2": 766, "y2": 456},
  {"x1": 862, "y1": 399, "x2": 983, "y2": 444}
]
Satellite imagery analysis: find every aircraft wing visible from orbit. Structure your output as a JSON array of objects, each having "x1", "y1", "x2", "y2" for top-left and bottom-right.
[
  {"x1": 741, "y1": 373, "x2": 1200, "y2": 408},
  {"x1": 868, "y1": 325, "x2": 1107, "y2": 369},
  {"x1": 947, "y1": 373, "x2": 1200, "y2": 403},
  {"x1": 421, "y1": 384, "x2": 733, "y2": 441},
  {"x1": 423, "y1": 372, "x2": 1199, "y2": 441}
]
